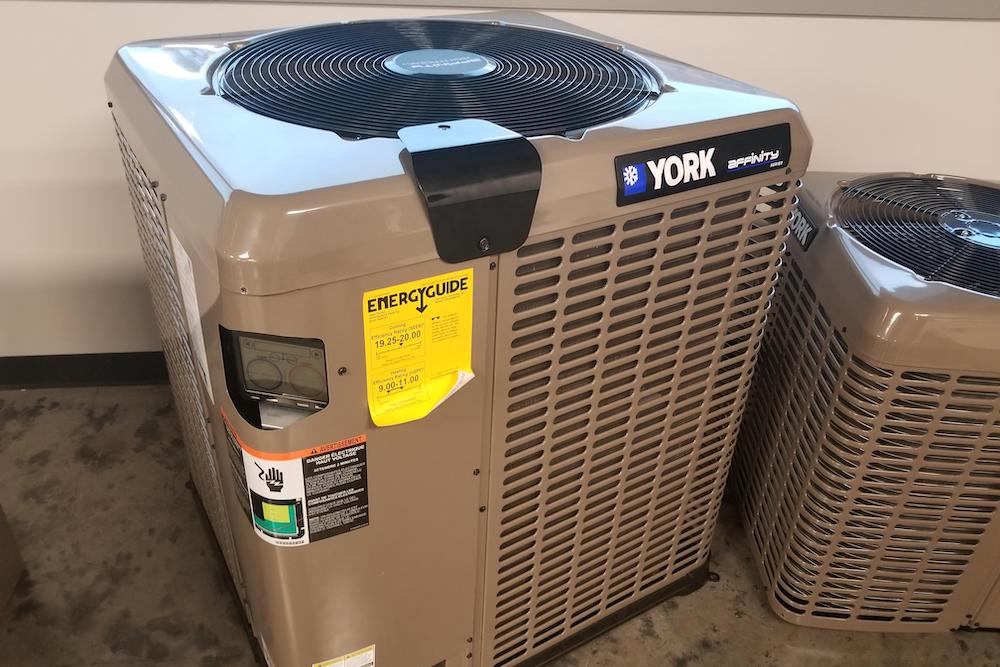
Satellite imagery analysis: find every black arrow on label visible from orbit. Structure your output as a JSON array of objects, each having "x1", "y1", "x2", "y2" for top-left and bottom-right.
[{"x1": 415, "y1": 290, "x2": 429, "y2": 314}]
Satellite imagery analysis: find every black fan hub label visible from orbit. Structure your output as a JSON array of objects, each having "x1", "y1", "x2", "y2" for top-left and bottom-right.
[{"x1": 615, "y1": 124, "x2": 791, "y2": 206}]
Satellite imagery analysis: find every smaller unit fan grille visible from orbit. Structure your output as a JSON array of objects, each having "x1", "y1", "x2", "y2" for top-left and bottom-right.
[
  {"x1": 835, "y1": 175, "x2": 1000, "y2": 297},
  {"x1": 214, "y1": 20, "x2": 660, "y2": 139}
]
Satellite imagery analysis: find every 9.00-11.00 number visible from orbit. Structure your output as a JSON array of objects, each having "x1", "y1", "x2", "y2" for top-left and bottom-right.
[{"x1": 377, "y1": 373, "x2": 421, "y2": 395}]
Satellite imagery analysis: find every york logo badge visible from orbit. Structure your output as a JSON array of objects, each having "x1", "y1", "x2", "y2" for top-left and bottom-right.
[
  {"x1": 622, "y1": 163, "x2": 646, "y2": 196},
  {"x1": 646, "y1": 149, "x2": 716, "y2": 190}
]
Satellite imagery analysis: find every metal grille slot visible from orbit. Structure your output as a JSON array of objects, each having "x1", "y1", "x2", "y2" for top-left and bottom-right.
[
  {"x1": 485, "y1": 180, "x2": 798, "y2": 665},
  {"x1": 735, "y1": 255, "x2": 1000, "y2": 629},
  {"x1": 114, "y1": 119, "x2": 244, "y2": 591}
]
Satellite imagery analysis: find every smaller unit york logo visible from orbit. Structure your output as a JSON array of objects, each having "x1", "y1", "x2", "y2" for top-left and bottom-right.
[
  {"x1": 789, "y1": 209, "x2": 818, "y2": 250},
  {"x1": 621, "y1": 163, "x2": 647, "y2": 196}
]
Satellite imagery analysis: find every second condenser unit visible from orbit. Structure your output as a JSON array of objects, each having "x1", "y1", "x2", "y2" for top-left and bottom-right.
[
  {"x1": 107, "y1": 12, "x2": 812, "y2": 666},
  {"x1": 734, "y1": 172, "x2": 1000, "y2": 632}
]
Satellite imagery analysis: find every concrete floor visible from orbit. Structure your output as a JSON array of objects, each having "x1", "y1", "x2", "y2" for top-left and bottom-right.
[{"x1": 0, "y1": 386, "x2": 997, "y2": 667}]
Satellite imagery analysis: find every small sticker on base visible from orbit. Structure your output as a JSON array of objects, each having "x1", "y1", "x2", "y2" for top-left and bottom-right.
[{"x1": 313, "y1": 644, "x2": 375, "y2": 667}]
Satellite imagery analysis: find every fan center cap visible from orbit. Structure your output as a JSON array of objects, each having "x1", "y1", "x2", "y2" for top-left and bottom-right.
[
  {"x1": 941, "y1": 210, "x2": 1000, "y2": 249},
  {"x1": 385, "y1": 49, "x2": 497, "y2": 78}
]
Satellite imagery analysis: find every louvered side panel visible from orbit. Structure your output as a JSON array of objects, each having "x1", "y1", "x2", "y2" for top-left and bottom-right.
[
  {"x1": 733, "y1": 259, "x2": 849, "y2": 587},
  {"x1": 114, "y1": 118, "x2": 244, "y2": 592},
  {"x1": 736, "y1": 255, "x2": 1000, "y2": 630},
  {"x1": 483, "y1": 180, "x2": 798, "y2": 666}
]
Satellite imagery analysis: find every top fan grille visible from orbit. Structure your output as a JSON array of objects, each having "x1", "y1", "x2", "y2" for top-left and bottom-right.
[
  {"x1": 835, "y1": 175, "x2": 1000, "y2": 297},
  {"x1": 213, "y1": 20, "x2": 661, "y2": 140}
]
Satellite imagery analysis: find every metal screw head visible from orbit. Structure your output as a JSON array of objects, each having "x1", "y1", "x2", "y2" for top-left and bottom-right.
[
  {"x1": 489, "y1": 261, "x2": 497, "y2": 270},
  {"x1": 338, "y1": 367, "x2": 348, "y2": 376},
  {"x1": 472, "y1": 468, "x2": 480, "y2": 476},
  {"x1": 159, "y1": 193, "x2": 167, "y2": 202},
  {"x1": 479, "y1": 505, "x2": 486, "y2": 512},
  {"x1": 478, "y1": 237, "x2": 491, "y2": 253},
  {"x1": 239, "y1": 286, "x2": 248, "y2": 294}
]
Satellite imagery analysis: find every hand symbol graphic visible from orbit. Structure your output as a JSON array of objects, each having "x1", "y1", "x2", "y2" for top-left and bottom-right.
[
  {"x1": 265, "y1": 467, "x2": 284, "y2": 492},
  {"x1": 254, "y1": 462, "x2": 286, "y2": 493}
]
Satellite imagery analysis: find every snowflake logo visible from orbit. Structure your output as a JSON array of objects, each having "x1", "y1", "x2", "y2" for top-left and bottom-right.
[
  {"x1": 621, "y1": 163, "x2": 646, "y2": 196},
  {"x1": 623, "y1": 164, "x2": 640, "y2": 187}
]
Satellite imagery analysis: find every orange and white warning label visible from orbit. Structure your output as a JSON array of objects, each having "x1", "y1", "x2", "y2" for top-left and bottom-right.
[{"x1": 221, "y1": 411, "x2": 369, "y2": 547}]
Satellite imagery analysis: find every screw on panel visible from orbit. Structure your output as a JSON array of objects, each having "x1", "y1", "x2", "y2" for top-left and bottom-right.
[
  {"x1": 472, "y1": 468, "x2": 480, "y2": 476},
  {"x1": 239, "y1": 286, "x2": 248, "y2": 295},
  {"x1": 489, "y1": 261, "x2": 496, "y2": 270},
  {"x1": 478, "y1": 237, "x2": 491, "y2": 253},
  {"x1": 107, "y1": 101, "x2": 113, "y2": 108},
  {"x1": 338, "y1": 367, "x2": 348, "y2": 376},
  {"x1": 466, "y1": 653, "x2": 473, "y2": 659},
  {"x1": 150, "y1": 181, "x2": 159, "y2": 189},
  {"x1": 479, "y1": 506, "x2": 486, "y2": 512},
  {"x1": 466, "y1": 637, "x2": 473, "y2": 643},
  {"x1": 160, "y1": 193, "x2": 167, "y2": 202}
]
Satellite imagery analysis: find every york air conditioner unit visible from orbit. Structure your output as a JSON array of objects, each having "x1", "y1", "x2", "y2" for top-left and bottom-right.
[
  {"x1": 733, "y1": 172, "x2": 1000, "y2": 632},
  {"x1": 107, "y1": 12, "x2": 810, "y2": 666}
]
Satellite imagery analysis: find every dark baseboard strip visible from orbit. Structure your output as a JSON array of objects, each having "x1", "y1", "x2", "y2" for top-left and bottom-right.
[
  {"x1": 518, "y1": 560, "x2": 711, "y2": 667},
  {"x1": 0, "y1": 352, "x2": 169, "y2": 390}
]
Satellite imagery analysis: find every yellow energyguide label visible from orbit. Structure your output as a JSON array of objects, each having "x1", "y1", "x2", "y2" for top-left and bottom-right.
[
  {"x1": 313, "y1": 644, "x2": 375, "y2": 667},
  {"x1": 363, "y1": 268, "x2": 474, "y2": 427}
]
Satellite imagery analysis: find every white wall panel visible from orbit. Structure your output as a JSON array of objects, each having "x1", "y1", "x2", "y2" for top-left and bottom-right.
[{"x1": 0, "y1": 2, "x2": 996, "y2": 355}]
